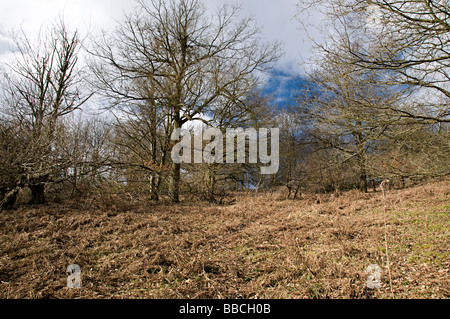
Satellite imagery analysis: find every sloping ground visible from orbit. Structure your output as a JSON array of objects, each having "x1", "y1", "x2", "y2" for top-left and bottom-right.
[{"x1": 0, "y1": 178, "x2": 448, "y2": 299}]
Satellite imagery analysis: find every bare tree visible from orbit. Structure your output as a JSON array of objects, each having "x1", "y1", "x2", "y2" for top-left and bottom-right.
[
  {"x1": 184, "y1": 89, "x2": 275, "y2": 201},
  {"x1": 296, "y1": 59, "x2": 400, "y2": 192},
  {"x1": 275, "y1": 109, "x2": 309, "y2": 198},
  {"x1": 298, "y1": 0, "x2": 450, "y2": 124},
  {"x1": 111, "y1": 109, "x2": 171, "y2": 201},
  {"x1": 56, "y1": 114, "x2": 115, "y2": 193},
  {"x1": 89, "y1": 0, "x2": 282, "y2": 202},
  {"x1": 0, "y1": 19, "x2": 91, "y2": 206}
]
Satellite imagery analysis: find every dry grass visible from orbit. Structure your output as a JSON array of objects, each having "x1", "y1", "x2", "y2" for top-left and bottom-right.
[{"x1": 0, "y1": 178, "x2": 449, "y2": 299}]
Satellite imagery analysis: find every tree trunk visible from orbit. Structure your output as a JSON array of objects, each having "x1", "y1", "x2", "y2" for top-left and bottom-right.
[
  {"x1": 356, "y1": 145, "x2": 368, "y2": 193},
  {"x1": 293, "y1": 183, "x2": 301, "y2": 200},
  {"x1": 357, "y1": 157, "x2": 368, "y2": 193},
  {"x1": 148, "y1": 90, "x2": 160, "y2": 202},
  {"x1": 401, "y1": 176, "x2": 406, "y2": 189},
  {"x1": 169, "y1": 162, "x2": 180, "y2": 203},
  {"x1": 149, "y1": 173, "x2": 159, "y2": 201},
  {"x1": 29, "y1": 184, "x2": 46, "y2": 204},
  {"x1": 359, "y1": 174, "x2": 368, "y2": 193},
  {"x1": 168, "y1": 112, "x2": 181, "y2": 203},
  {"x1": 207, "y1": 166, "x2": 216, "y2": 201},
  {"x1": 358, "y1": 154, "x2": 368, "y2": 193},
  {"x1": 0, "y1": 187, "x2": 20, "y2": 211}
]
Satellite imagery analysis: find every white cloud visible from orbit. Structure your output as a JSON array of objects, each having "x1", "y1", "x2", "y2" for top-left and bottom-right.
[
  {"x1": 0, "y1": 0, "x2": 136, "y2": 40},
  {"x1": 0, "y1": 33, "x2": 12, "y2": 55},
  {"x1": 0, "y1": 25, "x2": 16, "y2": 63},
  {"x1": 0, "y1": 0, "x2": 325, "y2": 74}
]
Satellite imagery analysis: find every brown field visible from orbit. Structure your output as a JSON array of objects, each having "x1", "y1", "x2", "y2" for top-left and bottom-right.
[{"x1": 0, "y1": 178, "x2": 449, "y2": 299}]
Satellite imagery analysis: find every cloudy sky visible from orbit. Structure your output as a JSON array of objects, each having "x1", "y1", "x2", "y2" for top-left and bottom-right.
[{"x1": 0, "y1": 0, "x2": 324, "y2": 106}]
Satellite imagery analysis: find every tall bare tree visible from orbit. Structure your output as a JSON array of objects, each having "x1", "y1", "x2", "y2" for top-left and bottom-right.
[
  {"x1": 0, "y1": 19, "x2": 91, "y2": 206},
  {"x1": 293, "y1": 0, "x2": 450, "y2": 192},
  {"x1": 185, "y1": 89, "x2": 275, "y2": 201},
  {"x1": 297, "y1": 59, "x2": 401, "y2": 192},
  {"x1": 298, "y1": 0, "x2": 450, "y2": 124},
  {"x1": 89, "y1": 0, "x2": 282, "y2": 202}
]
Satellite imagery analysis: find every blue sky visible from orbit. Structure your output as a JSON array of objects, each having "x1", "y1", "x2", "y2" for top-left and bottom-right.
[{"x1": 261, "y1": 69, "x2": 304, "y2": 108}]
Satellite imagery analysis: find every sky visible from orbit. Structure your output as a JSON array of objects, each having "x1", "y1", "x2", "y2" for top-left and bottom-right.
[{"x1": 0, "y1": 0, "x2": 324, "y2": 107}]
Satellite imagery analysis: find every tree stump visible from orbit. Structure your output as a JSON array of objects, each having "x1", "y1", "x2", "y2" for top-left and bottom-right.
[{"x1": 0, "y1": 187, "x2": 21, "y2": 211}]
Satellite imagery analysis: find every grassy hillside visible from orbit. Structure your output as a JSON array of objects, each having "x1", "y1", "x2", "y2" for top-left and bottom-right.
[{"x1": 0, "y1": 178, "x2": 448, "y2": 299}]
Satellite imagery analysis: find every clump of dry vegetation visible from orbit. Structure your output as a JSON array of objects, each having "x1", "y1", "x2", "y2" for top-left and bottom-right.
[{"x1": 0, "y1": 178, "x2": 448, "y2": 299}]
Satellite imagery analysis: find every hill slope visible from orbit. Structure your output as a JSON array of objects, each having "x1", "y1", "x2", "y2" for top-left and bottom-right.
[{"x1": 0, "y1": 178, "x2": 448, "y2": 299}]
